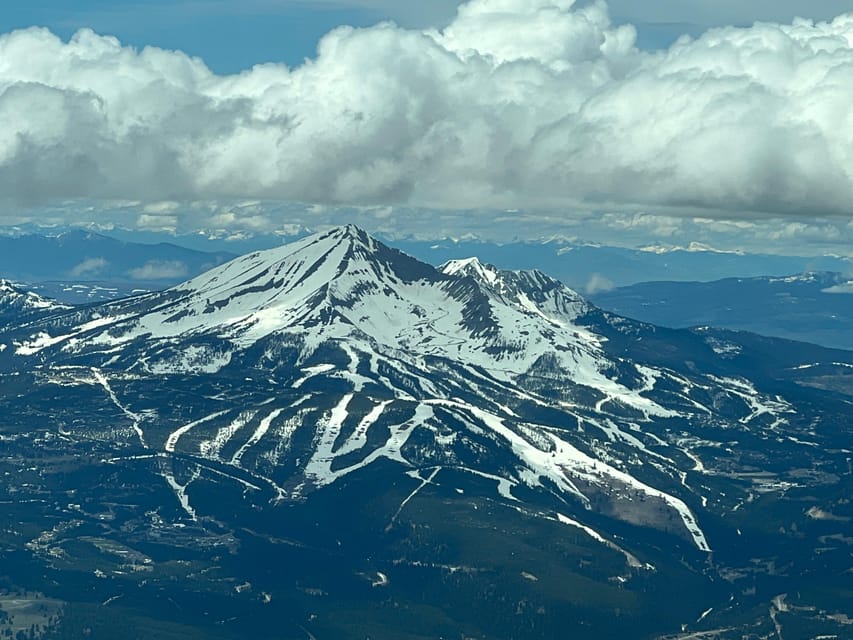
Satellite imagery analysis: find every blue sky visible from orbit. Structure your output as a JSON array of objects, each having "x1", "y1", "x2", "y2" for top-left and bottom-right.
[
  {"x1": 0, "y1": 1, "x2": 463, "y2": 72},
  {"x1": 1, "y1": 0, "x2": 853, "y2": 254},
  {"x1": 3, "y1": 1, "x2": 852, "y2": 72},
  {"x1": 0, "y1": 1, "x2": 376, "y2": 72}
]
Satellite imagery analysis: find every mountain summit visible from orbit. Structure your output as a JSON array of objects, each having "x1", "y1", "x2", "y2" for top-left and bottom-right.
[
  {"x1": 2, "y1": 227, "x2": 851, "y2": 638},
  {"x1": 2, "y1": 225, "x2": 790, "y2": 551},
  {"x1": 10, "y1": 225, "x2": 622, "y2": 391}
]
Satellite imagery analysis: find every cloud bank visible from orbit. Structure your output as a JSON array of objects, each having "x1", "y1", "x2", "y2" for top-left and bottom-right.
[{"x1": 2, "y1": 0, "x2": 853, "y2": 218}]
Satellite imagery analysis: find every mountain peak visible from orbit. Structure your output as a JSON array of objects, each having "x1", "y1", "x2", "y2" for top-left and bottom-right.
[
  {"x1": 321, "y1": 223, "x2": 373, "y2": 246},
  {"x1": 0, "y1": 279, "x2": 69, "y2": 320},
  {"x1": 176, "y1": 225, "x2": 388, "y2": 303},
  {"x1": 10, "y1": 228, "x2": 602, "y2": 389},
  {"x1": 441, "y1": 257, "x2": 500, "y2": 286},
  {"x1": 1, "y1": 279, "x2": 41, "y2": 301}
]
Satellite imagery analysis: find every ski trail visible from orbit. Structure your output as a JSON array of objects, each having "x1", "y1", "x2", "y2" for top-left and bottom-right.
[
  {"x1": 200, "y1": 410, "x2": 258, "y2": 459},
  {"x1": 455, "y1": 466, "x2": 518, "y2": 501},
  {"x1": 336, "y1": 399, "x2": 393, "y2": 457},
  {"x1": 162, "y1": 462, "x2": 200, "y2": 521},
  {"x1": 770, "y1": 594, "x2": 787, "y2": 640},
  {"x1": 165, "y1": 410, "x2": 230, "y2": 453},
  {"x1": 430, "y1": 398, "x2": 712, "y2": 552},
  {"x1": 92, "y1": 368, "x2": 146, "y2": 448},
  {"x1": 387, "y1": 467, "x2": 441, "y2": 529},
  {"x1": 303, "y1": 393, "x2": 353, "y2": 484},
  {"x1": 231, "y1": 408, "x2": 286, "y2": 466},
  {"x1": 556, "y1": 513, "x2": 646, "y2": 569},
  {"x1": 293, "y1": 403, "x2": 432, "y2": 496}
]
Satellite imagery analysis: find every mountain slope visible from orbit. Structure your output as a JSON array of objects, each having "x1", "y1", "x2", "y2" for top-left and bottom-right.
[
  {"x1": 0, "y1": 279, "x2": 71, "y2": 324},
  {"x1": 0, "y1": 226, "x2": 851, "y2": 639}
]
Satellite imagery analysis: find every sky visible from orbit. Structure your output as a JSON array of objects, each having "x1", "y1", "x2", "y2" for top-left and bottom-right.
[{"x1": 2, "y1": 0, "x2": 853, "y2": 255}]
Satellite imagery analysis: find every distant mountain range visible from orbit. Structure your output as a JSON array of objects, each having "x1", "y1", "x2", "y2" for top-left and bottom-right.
[
  {"x1": 591, "y1": 272, "x2": 853, "y2": 351},
  {"x1": 0, "y1": 230, "x2": 236, "y2": 301},
  {"x1": 4, "y1": 228, "x2": 849, "y2": 299},
  {"x1": 0, "y1": 226, "x2": 851, "y2": 639},
  {"x1": 380, "y1": 238, "x2": 853, "y2": 293}
]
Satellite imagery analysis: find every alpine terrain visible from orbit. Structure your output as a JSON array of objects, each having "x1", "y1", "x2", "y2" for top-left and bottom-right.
[{"x1": 0, "y1": 226, "x2": 851, "y2": 639}]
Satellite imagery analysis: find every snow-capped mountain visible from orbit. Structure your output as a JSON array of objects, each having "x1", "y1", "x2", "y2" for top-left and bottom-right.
[
  {"x1": 12, "y1": 226, "x2": 652, "y2": 410},
  {"x1": 0, "y1": 279, "x2": 71, "y2": 324},
  {"x1": 0, "y1": 225, "x2": 818, "y2": 546},
  {"x1": 1, "y1": 226, "x2": 851, "y2": 639}
]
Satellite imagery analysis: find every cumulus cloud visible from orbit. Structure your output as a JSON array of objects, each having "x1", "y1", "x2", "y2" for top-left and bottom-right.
[
  {"x1": 137, "y1": 212, "x2": 179, "y2": 231},
  {"x1": 1, "y1": 0, "x2": 853, "y2": 219},
  {"x1": 69, "y1": 257, "x2": 108, "y2": 277},
  {"x1": 128, "y1": 260, "x2": 189, "y2": 280},
  {"x1": 822, "y1": 281, "x2": 853, "y2": 294},
  {"x1": 584, "y1": 273, "x2": 615, "y2": 295}
]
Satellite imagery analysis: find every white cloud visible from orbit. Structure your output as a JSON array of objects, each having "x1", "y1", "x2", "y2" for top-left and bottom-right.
[
  {"x1": 69, "y1": 257, "x2": 108, "y2": 277},
  {"x1": 128, "y1": 260, "x2": 189, "y2": 280},
  {"x1": 137, "y1": 213, "x2": 179, "y2": 231},
  {"x1": 822, "y1": 282, "x2": 853, "y2": 293},
  {"x1": 142, "y1": 201, "x2": 180, "y2": 214},
  {"x1": 1, "y1": 1, "x2": 853, "y2": 221},
  {"x1": 585, "y1": 273, "x2": 614, "y2": 294},
  {"x1": 208, "y1": 210, "x2": 272, "y2": 230}
]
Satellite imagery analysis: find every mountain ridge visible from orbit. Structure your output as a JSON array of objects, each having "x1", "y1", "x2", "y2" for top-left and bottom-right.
[
  {"x1": 0, "y1": 226, "x2": 811, "y2": 550},
  {"x1": 1, "y1": 225, "x2": 851, "y2": 638},
  {"x1": 591, "y1": 271, "x2": 853, "y2": 351},
  {"x1": 0, "y1": 229, "x2": 236, "y2": 290}
]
